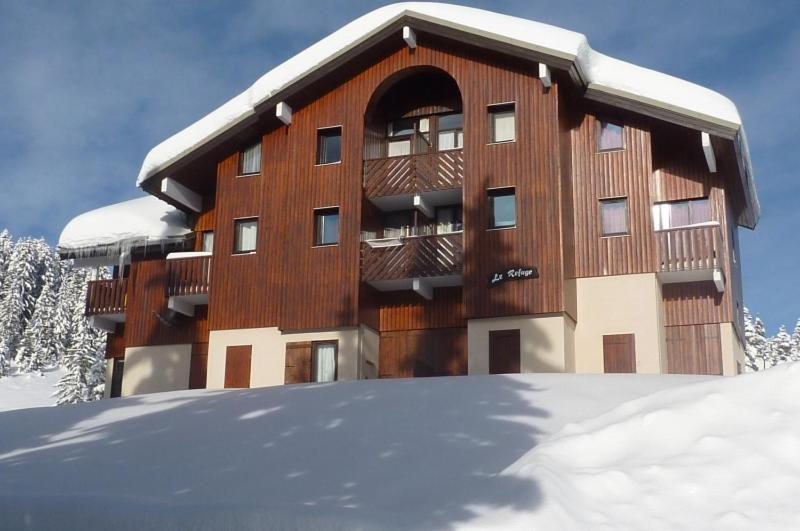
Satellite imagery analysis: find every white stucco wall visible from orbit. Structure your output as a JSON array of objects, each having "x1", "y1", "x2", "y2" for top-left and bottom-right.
[
  {"x1": 720, "y1": 322, "x2": 744, "y2": 376},
  {"x1": 207, "y1": 327, "x2": 361, "y2": 389},
  {"x1": 359, "y1": 325, "x2": 380, "y2": 379},
  {"x1": 574, "y1": 273, "x2": 665, "y2": 374},
  {"x1": 468, "y1": 314, "x2": 573, "y2": 374},
  {"x1": 120, "y1": 344, "x2": 192, "y2": 396}
]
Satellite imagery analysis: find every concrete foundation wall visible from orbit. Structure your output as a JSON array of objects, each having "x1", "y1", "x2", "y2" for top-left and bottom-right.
[
  {"x1": 468, "y1": 314, "x2": 573, "y2": 374},
  {"x1": 720, "y1": 322, "x2": 744, "y2": 376},
  {"x1": 574, "y1": 273, "x2": 665, "y2": 374},
  {"x1": 207, "y1": 327, "x2": 361, "y2": 389},
  {"x1": 359, "y1": 325, "x2": 380, "y2": 379},
  {"x1": 121, "y1": 344, "x2": 191, "y2": 396}
]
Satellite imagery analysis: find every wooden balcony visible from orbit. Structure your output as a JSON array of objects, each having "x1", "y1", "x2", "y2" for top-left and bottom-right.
[
  {"x1": 166, "y1": 255, "x2": 211, "y2": 316},
  {"x1": 85, "y1": 278, "x2": 127, "y2": 316},
  {"x1": 655, "y1": 225, "x2": 725, "y2": 291},
  {"x1": 166, "y1": 255, "x2": 212, "y2": 297},
  {"x1": 363, "y1": 149, "x2": 465, "y2": 199},
  {"x1": 361, "y1": 233, "x2": 463, "y2": 298}
]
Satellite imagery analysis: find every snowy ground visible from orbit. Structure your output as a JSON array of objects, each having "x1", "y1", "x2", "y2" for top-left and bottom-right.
[
  {"x1": 0, "y1": 367, "x2": 798, "y2": 530},
  {"x1": 0, "y1": 367, "x2": 63, "y2": 413}
]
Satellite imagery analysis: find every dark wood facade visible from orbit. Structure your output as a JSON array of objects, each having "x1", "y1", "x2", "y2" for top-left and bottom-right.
[{"x1": 96, "y1": 26, "x2": 750, "y2": 379}]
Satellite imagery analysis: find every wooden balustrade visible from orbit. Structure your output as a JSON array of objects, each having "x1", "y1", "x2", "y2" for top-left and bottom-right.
[
  {"x1": 363, "y1": 148, "x2": 465, "y2": 198},
  {"x1": 85, "y1": 278, "x2": 127, "y2": 315},
  {"x1": 166, "y1": 256, "x2": 212, "y2": 297},
  {"x1": 656, "y1": 225, "x2": 723, "y2": 273},
  {"x1": 361, "y1": 233, "x2": 463, "y2": 282}
]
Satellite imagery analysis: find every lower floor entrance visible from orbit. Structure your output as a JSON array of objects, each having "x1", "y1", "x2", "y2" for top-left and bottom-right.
[{"x1": 379, "y1": 327, "x2": 467, "y2": 378}]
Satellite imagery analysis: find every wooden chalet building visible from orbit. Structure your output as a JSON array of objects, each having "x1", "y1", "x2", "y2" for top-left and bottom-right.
[{"x1": 58, "y1": 3, "x2": 760, "y2": 398}]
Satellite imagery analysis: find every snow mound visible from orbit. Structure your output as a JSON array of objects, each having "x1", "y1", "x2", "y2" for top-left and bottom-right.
[
  {"x1": 0, "y1": 368, "x2": 64, "y2": 413},
  {"x1": 1, "y1": 368, "x2": 796, "y2": 530},
  {"x1": 57, "y1": 195, "x2": 191, "y2": 256},
  {"x1": 135, "y1": 2, "x2": 747, "y2": 187},
  {"x1": 478, "y1": 363, "x2": 800, "y2": 530}
]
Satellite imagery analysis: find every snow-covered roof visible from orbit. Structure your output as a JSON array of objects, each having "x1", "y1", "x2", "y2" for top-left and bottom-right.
[
  {"x1": 57, "y1": 196, "x2": 191, "y2": 258},
  {"x1": 134, "y1": 2, "x2": 759, "y2": 226}
]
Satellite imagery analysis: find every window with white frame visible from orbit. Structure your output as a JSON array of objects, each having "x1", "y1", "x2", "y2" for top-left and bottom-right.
[
  {"x1": 488, "y1": 103, "x2": 515, "y2": 143},
  {"x1": 317, "y1": 127, "x2": 342, "y2": 164},
  {"x1": 600, "y1": 198, "x2": 629, "y2": 236},
  {"x1": 239, "y1": 142, "x2": 261, "y2": 175},
  {"x1": 652, "y1": 198, "x2": 711, "y2": 230},
  {"x1": 314, "y1": 207, "x2": 339, "y2": 246},
  {"x1": 597, "y1": 120, "x2": 624, "y2": 151},
  {"x1": 201, "y1": 231, "x2": 214, "y2": 253},
  {"x1": 313, "y1": 342, "x2": 337, "y2": 383},
  {"x1": 437, "y1": 113, "x2": 463, "y2": 151},
  {"x1": 233, "y1": 218, "x2": 258, "y2": 253}
]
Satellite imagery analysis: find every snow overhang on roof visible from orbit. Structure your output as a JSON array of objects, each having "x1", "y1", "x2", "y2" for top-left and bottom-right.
[
  {"x1": 135, "y1": 1, "x2": 759, "y2": 228},
  {"x1": 57, "y1": 196, "x2": 192, "y2": 262}
]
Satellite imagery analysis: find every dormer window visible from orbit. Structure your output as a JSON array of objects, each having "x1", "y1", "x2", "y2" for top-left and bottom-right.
[
  {"x1": 238, "y1": 142, "x2": 261, "y2": 175},
  {"x1": 597, "y1": 120, "x2": 624, "y2": 151}
]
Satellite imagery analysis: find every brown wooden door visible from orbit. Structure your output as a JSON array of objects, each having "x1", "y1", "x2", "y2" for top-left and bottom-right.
[
  {"x1": 285, "y1": 342, "x2": 313, "y2": 383},
  {"x1": 224, "y1": 345, "x2": 252, "y2": 388},
  {"x1": 489, "y1": 329, "x2": 520, "y2": 374},
  {"x1": 189, "y1": 343, "x2": 208, "y2": 389},
  {"x1": 603, "y1": 334, "x2": 636, "y2": 373},
  {"x1": 666, "y1": 324, "x2": 722, "y2": 375}
]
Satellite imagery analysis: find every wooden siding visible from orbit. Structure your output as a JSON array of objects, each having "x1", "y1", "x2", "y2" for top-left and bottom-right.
[
  {"x1": 363, "y1": 149, "x2": 465, "y2": 198},
  {"x1": 166, "y1": 256, "x2": 212, "y2": 297},
  {"x1": 378, "y1": 286, "x2": 465, "y2": 331},
  {"x1": 378, "y1": 327, "x2": 467, "y2": 378},
  {"x1": 361, "y1": 233, "x2": 463, "y2": 282},
  {"x1": 571, "y1": 107, "x2": 656, "y2": 277},
  {"x1": 655, "y1": 225, "x2": 723, "y2": 273},
  {"x1": 662, "y1": 282, "x2": 728, "y2": 327},
  {"x1": 602, "y1": 333, "x2": 636, "y2": 373},
  {"x1": 665, "y1": 323, "x2": 722, "y2": 375},
  {"x1": 124, "y1": 257, "x2": 209, "y2": 348}
]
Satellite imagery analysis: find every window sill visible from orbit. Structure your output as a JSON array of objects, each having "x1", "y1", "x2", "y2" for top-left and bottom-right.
[
  {"x1": 597, "y1": 147, "x2": 626, "y2": 154},
  {"x1": 600, "y1": 233, "x2": 630, "y2": 239},
  {"x1": 236, "y1": 173, "x2": 260, "y2": 178},
  {"x1": 487, "y1": 140, "x2": 516, "y2": 146},
  {"x1": 487, "y1": 225, "x2": 517, "y2": 231},
  {"x1": 315, "y1": 160, "x2": 342, "y2": 167},
  {"x1": 312, "y1": 243, "x2": 339, "y2": 248},
  {"x1": 232, "y1": 251, "x2": 257, "y2": 256}
]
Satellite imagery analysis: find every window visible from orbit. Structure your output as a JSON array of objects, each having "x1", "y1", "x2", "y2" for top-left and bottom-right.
[
  {"x1": 435, "y1": 204, "x2": 463, "y2": 234},
  {"x1": 488, "y1": 103, "x2": 515, "y2": 143},
  {"x1": 652, "y1": 198, "x2": 711, "y2": 230},
  {"x1": 233, "y1": 218, "x2": 258, "y2": 253},
  {"x1": 437, "y1": 113, "x2": 463, "y2": 151},
  {"x1": 387, "y1": 117, "x2": 430, "y2": 156},
  {"x1": 238, "y1": 142, "x2": 261, "y2": 175},
  {"x1": 314, "y1": 207, "x2": 339, "y2": 246},
  {"x1": 110, "y1": 358, "x2": 124, "y2": 398},
  {"x1": 317, "y1": 127, "x2": 342, "y2": 164},
  {"x1": 600, "y1": 198, "x2": 629, "y2": 236},
  {"x1": 201, "y1": 231, "x2": 214, "y2": 253},
  {"x1": 313, "y1": 342, "x2": 338, "y2": 383},
  {"x1": 597, "y1": 120, "x2": 624, "y2": 151},
  {"x1": 383, "y1": 210, "x2": 414, "y2": 238},
  {"x1": 488, "y1": 187, "x2": 516, "y2": 229}
]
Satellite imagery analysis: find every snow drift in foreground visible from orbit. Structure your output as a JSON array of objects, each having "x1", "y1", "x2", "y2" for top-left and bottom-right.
[{"x1": 1, "y1": 367, "x2": 798, "y2": 530}]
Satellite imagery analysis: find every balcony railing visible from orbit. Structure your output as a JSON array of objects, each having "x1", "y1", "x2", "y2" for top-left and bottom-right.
[
  {"x1": 656, "y1": 225, "x2": 723, "y2": 273},
  {"x1": 166, "y1": 255, "x2": 212, "y2": 297},
  {"x1": 85, "y1": 278, "x2": 127, "y2": 316},
  {"x1": 363, "y1": 148, "x2": 464, "y2": 198},
  {"x1": 361, "y1": 232, "x2": 463, "y2": 282}
]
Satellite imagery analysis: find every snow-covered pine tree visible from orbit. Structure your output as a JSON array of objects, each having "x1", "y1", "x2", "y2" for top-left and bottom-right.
[
  {"x1": 54, "y1": 266, "x2": 107, "y2": 404},
  {"x1": 0, "y1": 229, "x2": 13, "y2": 291},
  {"x1": 751, "y1": 315, "x2": 771, "y2": 370},
  {"x1": 0, "y1": 238, "x2": 47, "y2": 374},
  {"x1": 743, "y1": 308, "x2": 763, "y2": 372},
  {"x1": 770, "y1": 325, "x2": 793, "y2": 366},
  {"x1": 791, "y1": 319, "x2": 800, "y2": 362}
]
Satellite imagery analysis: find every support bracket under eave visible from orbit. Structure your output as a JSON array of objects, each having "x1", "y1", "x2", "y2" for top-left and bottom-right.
[
  {"x1": 161, "y1": 177, "x2": 202, "y2": 212},
  {"x1": 412, "y1": 277, "x2": 432, "y2": 300},
  {"x1": 702, "y1": 132, "x2": 717, "y2": 173},
  {"x1": 713, "y1": 269, "x2": 725, "y2": 293},
  {"x1": 168, "y1": 296, "x2": 195, "y2": 317},
  {"x1": 538, "y1": 63, "x2": 552, "y2": 89},
  {"x1": 403, "y1": 26, "x2": 417, "y2": 48},
  {"x1": 276, "y1": 101, "x2": 292, "y2": 125}
]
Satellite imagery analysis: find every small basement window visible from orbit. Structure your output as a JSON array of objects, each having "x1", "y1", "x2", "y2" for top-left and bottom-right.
[
  {"x1": 597, "y1": 120, "x2": 624, "y2": 151},
  {"x1": 488, "y1": 103, "x2": 515, "y2": 143},
  {"x1": 233, "y1": 218, "x2": 258, "y2": 253},
  {"x1": 600, "y1": 198, "x2": 629, "y2": 236},
  {"x1": 314, "y1": 207, "x2": 339, "y2": 246},
  {"x1": 488, "y1": 187, "x2": 516, "y2": 229},
  {"x1": 239, "y1": 142, "x2": 262, "y2": 175},
  {"x1": 317, "y1": 127, "x2": 342, "y2": 164}
]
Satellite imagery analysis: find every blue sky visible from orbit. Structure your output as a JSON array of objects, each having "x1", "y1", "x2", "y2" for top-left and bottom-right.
[{"x1": 0, "y1": 0, "x2": 797, "y2": 331}]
